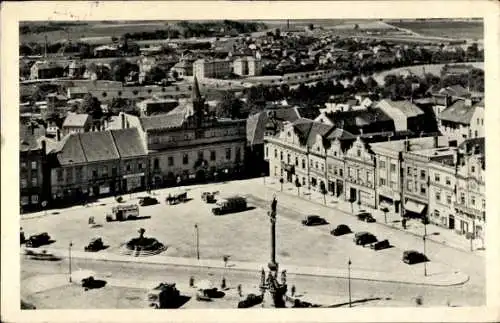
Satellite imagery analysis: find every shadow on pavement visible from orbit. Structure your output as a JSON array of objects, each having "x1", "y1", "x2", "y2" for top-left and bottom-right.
[
  {"x1": 126, "y1": 216, "x2": 152, "y2": 221},
  {"x1": 325, "y1": 297, "x2": 383, "y2": 308},
  {"x1": 162, "y1": 295, "x2": 192, "y2": 308},
  {"x1": 83, "y1": 279, "x2": 107, "y2": 290}
]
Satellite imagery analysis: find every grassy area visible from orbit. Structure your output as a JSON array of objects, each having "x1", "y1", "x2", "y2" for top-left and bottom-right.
[{"x1": 390, "y1": 21, "x2": 483, "y2": 40}]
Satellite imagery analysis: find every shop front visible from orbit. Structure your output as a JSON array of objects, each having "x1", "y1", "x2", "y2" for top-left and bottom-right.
[
  {"x1": 404, "y1": 199, "x2": 427, "y2": 219},
  {"x1": 377, "y1": 187, "x2": 401, "y2": 213},
  {"x1": 122, "y1": 173, "x2": 145, "y2": 192},
  {"x1": 281, "y1": 162, "x2": 295, "y2": 183}
]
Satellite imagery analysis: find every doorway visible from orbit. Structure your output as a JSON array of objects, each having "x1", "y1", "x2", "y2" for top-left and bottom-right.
[{"x1": 448, "y1": 215, "x2": 455, "y2": 229}]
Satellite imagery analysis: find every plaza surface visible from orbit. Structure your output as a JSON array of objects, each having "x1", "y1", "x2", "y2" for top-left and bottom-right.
[{"x1": 20, "y1": 177, "x2": 486, "y2": 307}]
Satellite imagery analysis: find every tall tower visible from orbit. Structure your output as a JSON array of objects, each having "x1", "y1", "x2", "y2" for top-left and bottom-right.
[{"x1": 192, "y1": 76, "x2": 204, "y2": 126}]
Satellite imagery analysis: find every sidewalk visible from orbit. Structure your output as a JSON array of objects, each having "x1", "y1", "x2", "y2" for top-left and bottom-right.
[
  {"x1": 259, "y1": 177, "x2": 485, "y2": 255},
  {"x1": 34, "y1": 247, "x2": 469, "y2": 287}
]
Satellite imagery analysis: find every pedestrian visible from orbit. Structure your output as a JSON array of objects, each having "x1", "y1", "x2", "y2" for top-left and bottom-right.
[
  {"x1": 402, "y1": 218, "x2": 407, "y2": 230},
  {"x1": 291, "y1": 285, "x2": 296, "y2": 297},
  {"x1": 221, "y1": 277, "x2": 226, "y2": 289},
  {"x1": 237, "y1": 284, "x2": 242, "y2": 297},
  {"x1": 189, "y1": 276, "x2": 194, "y2": 287}
]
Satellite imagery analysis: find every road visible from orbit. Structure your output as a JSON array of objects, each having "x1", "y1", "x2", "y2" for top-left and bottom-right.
[{"x1": 21, "y1": 256, "x2": 482, "y2": 307}]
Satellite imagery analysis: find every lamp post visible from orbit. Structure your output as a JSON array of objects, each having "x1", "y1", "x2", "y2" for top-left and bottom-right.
[
  {"x1": 470, "y1": 218, "x2": 475, "y2": 252},
  {"x1": 348, "y1": 258, "x2": 352, "y2": 307},
  {"x1": 68, "y1": 241, "x2": 73, "y2": 283},
  {"x1": 268, "y1": 195, "x2": 278, "y2": 271},
  {"x1": 194, "y1": 224, "x2": 200, "y2": 260},
  {"x1": 422, "y1": 220, "x2": 428, "y2": 277}
]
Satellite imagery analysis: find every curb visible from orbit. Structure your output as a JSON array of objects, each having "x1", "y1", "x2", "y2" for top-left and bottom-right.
[{"x1": 38, "y1": 249, "x2": 469, "y2": 287}]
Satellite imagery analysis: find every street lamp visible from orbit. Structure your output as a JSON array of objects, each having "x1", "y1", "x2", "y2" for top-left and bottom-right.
[
  {"x1": 348, "y1": 258, "x2": 352, "y2": 307},
  {"x1": 194, "y1": 224, "x2": 200, "y2": 260},
  {"x1": 68, "y1": 241, "x2": 73, "y2": 283}
]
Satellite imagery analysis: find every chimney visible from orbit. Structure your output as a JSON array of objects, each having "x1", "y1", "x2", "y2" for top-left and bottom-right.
[
  {"x1": 121, "y1": 113, "x2": 125, "y2": 129},
  {"x1": 56, "y1": 129, "x2": 61, "y2": 141}
]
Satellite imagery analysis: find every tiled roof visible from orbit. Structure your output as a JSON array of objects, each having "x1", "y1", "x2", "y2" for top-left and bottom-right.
[
  {"x1": 62, "y1": 113, "x2": 90, "y2": 128},
  {"x1": 111, "y1": 128, "x2": 147, "y2": 158},
  {"x1": 68, "y1": 87, "x2": 89, "y2": 94},
  {"x1": 56, "y1": 134, "x2": 87, "y2": 165},
  {"x1": 246, "y1": 112, "x2": 268, "y2": 146},
  {"x1": 306, "y1": 122, "x2": 334, "y2": 147},
  {"x1": 438, "y1": 100, "x2": 479, "y2": 124},
  {"x1": 379, "y1": 99, "x2": 424, "y2": 118},
  {"x1": 78, "y1": 131, "x2": 119, "y2": 162},
  {"x1": 20, "y1": 123, "x2": 45, "y2": 151},
  {"x1": 140, "y1": 113, "x2": 186, "y2": 131},
  {"x1": 325, "y1": 108, "x2": 392, "y2": 128},
  {"x1": 326, "y1": 128, "x2": 356, "y2": 140}
]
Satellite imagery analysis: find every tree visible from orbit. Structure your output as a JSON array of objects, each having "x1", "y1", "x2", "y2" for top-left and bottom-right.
[
  {"x1": 308, "y1": 23, "x2": 314, "y2": 30},
  {"x1": 216, "y1": 91, "x2": 243, "y2": 119},
  {"x1": 110, "y1": 58, "x2": 138, "y2": 82},
  {"x1": 81, "y1": 94, "x2": 103, "y2": 120}
]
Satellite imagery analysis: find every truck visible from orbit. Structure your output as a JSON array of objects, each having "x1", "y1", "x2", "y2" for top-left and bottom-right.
[
  {"x1": 106, "y1": 204, "x2": 139, "y2": 222},
  {"x1": 211, "y1": 196, "x2": 247, "y2": 215},
  {"x1": 146, "y1": 282, "x2": 181, "y2": 309},
  {"x1": 25, "y1": 232, "x2": 51, "y2": 248}
]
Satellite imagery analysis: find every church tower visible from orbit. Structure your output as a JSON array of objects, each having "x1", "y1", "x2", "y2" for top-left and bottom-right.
[{"x1": 192, "y1": 76, "x2": 205, "y2": 127}]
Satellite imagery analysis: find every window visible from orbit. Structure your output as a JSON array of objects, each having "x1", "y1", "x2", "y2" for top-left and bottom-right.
[
  {"x1": 407, "y1": 167, "x2": 412, "y2": 175},
  {"x1": 481, "y1": 119, "x2": 484, "y2": 126},
  {"x1": 154, "y1": 158, "x2": 159, "y2": 169},
  {"x1": 295, "y1": 157, "x2": 299, "y2": 166},
  {"x1": 356, "y1": 169, "x2": 361, "y2": 179},
  {"x1": 138, "y1": 163, "x2": 143, "y2": 171},
  {"x1": 446, "y1": 195, "x2": 452, "y2": 205},
  {"x1": 21, "y1": 162, "x2": 27, "y2": 169},
  {"x1": 66, "y1": 169, "x2": 72, "y2": 183},
  {"x1": 477, "y1": 118, "x2": 480, "y2": 125},
  {"x1": 302, "y1": 177, "x2": 306, "y2": 185},
  {"x1": 434, "y1": 210, "x2": 440, "y2": 218},
  {"x1": 302, "y1": 159, "x2": 306, "y2": 169},
  {"x1": 471, "y1": 197, "x2": 476, "y2": 206},
  {"x1": 339, "y1": 168, "x2": 343, "y2": 177},
  {"x1": 407, "y1": 180, "x2": 413, "y2": 191},
  {"x1": 198, "y1": 151, "x2": 204, "y2": 160},
  {"x1": 321, "y1": 163, "x2": 324, "y2": 171},
  {"x1": 482, "y1": 199, "x2": 486, "y2": 209},
  {"x1": 112, "y1": 167, "x2": 117, "y2": 176},
  {"x1": 279, "y1": 151, "x2": 283, "y2": 161},
  {"x1": 435, "y1": 191, "x2": 441, "y2": 201},
  {"x1": 226, "y1": 148, "x2": 232, "y2": 160},
  {"x1": 168, "y1": 156, "x2": 174, "y2": 166},
  {"x1": 420, "y1": 170, "x2": 426, "y2": 180},
  {"x1": 468, "y1": 129, "x2": 472, "y2": 138},
  {"x1": 126, "y1": 164, "x2": 131, "y2": 172},
  {"x1": 460, "y1": 192, "x2": 465, "y2": 204},
  {"x1": 57, "y1": 169, "x2": 64, "y2": 181},
  {"x1": 92, "y1": 170, "x2": 98, "y2": 178},
  {"x1": 21, "y1": 196, "x2": 29, "y2": 206},
  {"x1": 21, "y1": 178, "x2": 27, "y2": 188},
  {"x1": 379, "y1": 178, "x2": 386, "y2": 186},
  {"x1": 101, "y1": 166, "x2": 108, "y2": 177},
  {"x1": 31, "y1": 195, "x2": 39, "y2": 204},
  {"x1": 236, "y1": 148, "x2": 241, "y2": 162},
  {"x1": 31, "y1": 161, "x2": 37, "y2": 170},
  {"x1": 334, "y1": 167, "x2": 338, "y2": 175},
  {"x1": 420, "y1": 184, "x2": 426, "y2": 195},
  {"x1": 76, "y1": 167, "x2": 82, "y2": 180},
  {"x1": 471, "y1": 166, "x2": 475, "y2": 173},
  {"x1": 357, "y1": 149, "x2": 361, "y2": 157},
  {"x1": 315, "y1": 162, "x2": 318, "y2": 169},
  {"x1": 445, "y1": 177, "x2": 451, "y2": 185},
  {"x1": 380, "y1": 160, "x2": 386, "y2": 169},
  {"x1": 183, "y1": 153, "x2": 189, "y2": 165},
  {"x1": 435, "y1": 173, "x2": 440, "y2": 182},
  {"x1": 210, "y1": 151, "x2": 216, "y2": 161},
  {"x1": 390, "y1": 163, "x2": 396, "y2": 173},
  {"x1": 274, "y1": 149, "x2": 277, "y2": 158},
  {"x1": 287, "y1": 154, "x2": 291, "y2": 164},
  {"x1": 265, "y1": 147, "x2": 269, "y2": 158},
  {"x1": 474, "y1": 130, "x2": 478, "y2": 138}
]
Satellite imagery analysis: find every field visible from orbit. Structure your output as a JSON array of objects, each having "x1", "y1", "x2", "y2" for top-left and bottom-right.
[{"x1": 390, "y1": 20, "x2": 483, "y2": 41}]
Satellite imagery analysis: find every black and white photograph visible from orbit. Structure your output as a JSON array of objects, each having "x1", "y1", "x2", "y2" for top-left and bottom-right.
[{"x1": 2, "y1": 1, "x2": 499, "y2": 322}]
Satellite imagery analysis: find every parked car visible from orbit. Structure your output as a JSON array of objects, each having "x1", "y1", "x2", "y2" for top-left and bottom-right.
[
  {"x1": 25, "y1": 232, "x2": 51, "y2": 248},
  {"x1": 330, "y1": 224, "x2": 352, "y2": 236},
  {"x1": 356, "y1": 212, "x2": 376, "y2": 223},
  {"x1": 370, "y1": 239, "x2": 390, "y2": 250},
  {"x1": 201, "y1": 191, "x2": 218, "y2": 204},
  {"x1": 238, "y1": 293, "x2": 263, "y2": 308},
  {"x1": 353, "y1": 232, "x2": 377, "y2": 246},
  {"x1": 147, "y1": 282, "x2": 181, "y2": 309},
  {"x1": 302, "y1": 215, "x2": 328, "y2": 226},
  {"x1": 139, "y1": 196, "x2": 159, "y2": 207},
  {"x1": 212, "y1": 196, "x2": 247, "y2": 215},
  {"x1": 402, "y1": 250, "x2": 429, "y2": 264},
  {"x1": 84, "y1": 237, "x2": 104, "y2": 252}
]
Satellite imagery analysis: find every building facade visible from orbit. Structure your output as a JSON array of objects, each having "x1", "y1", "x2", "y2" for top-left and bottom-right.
[
  {"x1": 325, "y1": 138, "x2": 348, "y2": 199},
  {"x1": 193, "y1": 59, "x2": 232, "y2": 79},
  {"x1": 233, "y1": 56, "x2": 262, "y2": 76},
  {"x1": 344, "y1": 137, "x2": 376, "y2": 208},
  {"x1": 428, "y1": 159, "x2": 457, "y2": 229}
]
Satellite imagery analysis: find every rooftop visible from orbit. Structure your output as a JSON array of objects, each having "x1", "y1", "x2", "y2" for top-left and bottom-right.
[
  {"x1": 370, "y1": 136, "x2": 449, "y2": 153},
  {"x1": 438, "y1": 99, "x2": 482, "y2": 124},
  {"x1": 378, "y1": 99, "x2": 424, "y2": 118},
  {"x1": 62, "y1": 113, "x2": 91, "y2": 128}
]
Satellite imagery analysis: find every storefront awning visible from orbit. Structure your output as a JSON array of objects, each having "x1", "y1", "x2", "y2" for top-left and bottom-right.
[{"x1": 405, "y1": 200, "x2": 426, "y2": 214}]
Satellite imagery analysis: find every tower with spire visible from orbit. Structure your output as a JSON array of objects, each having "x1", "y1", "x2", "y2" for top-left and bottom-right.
[{"x1": 191, "y1": 76, "x2": 205, "y2": 127}]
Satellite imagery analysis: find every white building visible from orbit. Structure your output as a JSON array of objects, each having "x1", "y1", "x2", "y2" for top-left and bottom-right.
[{"x1": 193, "y1": 59, "x2": 232, "y2": 79}]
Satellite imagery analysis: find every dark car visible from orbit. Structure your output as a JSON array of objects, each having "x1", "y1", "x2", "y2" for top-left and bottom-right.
[
  {"x1": 403, "y1": 250, "x2": 429, "y2": 264},
  {"x1": 302, "y1": 215, "x2": 328, "y2": 226},
  {"x1": 238, "y1": 293, "x2": 263, "y2": 308},
  {"x1": 139, "y1": 196, "x2": 159, "y2": 206},
  {"x1": 330, "y1": 224, "x2": 352, "y2": 236},
  {"x1": 356, "y1": 212, "x2": 376, "y2": 223},
  {"x1": 353, "y1": 232, "x2": 377, "y2": 246},
  {"x1": 370, "y1": 239, "x2": 390, "y2": 250},
  {"x1": 25, "y1": 232, "x2": 51, "y2": 248},
  {"x1": 84, "y1": 237, "x2": 104, "y2": 252}
]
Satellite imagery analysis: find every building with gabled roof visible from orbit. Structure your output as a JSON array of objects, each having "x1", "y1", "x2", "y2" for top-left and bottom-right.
[
  {"x1": 437, "y1": 98, "x2": 484, "y2": 145},
  {"x1": 62, "y1": 113, "x2": 93, "y2": 136},
  {"x1": 376, "y1": 99, "x2": 425, "y2": 132}
]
